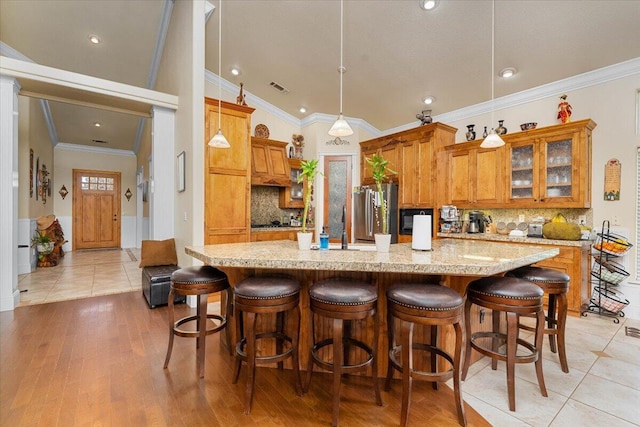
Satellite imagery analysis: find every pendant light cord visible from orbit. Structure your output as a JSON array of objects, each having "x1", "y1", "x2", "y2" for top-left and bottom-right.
[
  {"x1": 218, "y1": 0, "x2": 222, "y2": 130},
  {"x1": 491, "y1": 0, "x2": 495, "y2": 127},
  {"x1": 339, "y1": 0, "x2": 344, "y2": 115}
]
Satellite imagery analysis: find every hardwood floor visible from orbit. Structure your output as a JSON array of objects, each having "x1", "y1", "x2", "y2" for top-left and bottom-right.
[{"x1": 0, "y1": 291, "x2": 489, "y2": 426}]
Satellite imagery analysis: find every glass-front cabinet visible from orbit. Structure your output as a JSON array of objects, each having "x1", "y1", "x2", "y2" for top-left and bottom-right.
[
  {"x1": 506, "y1": 119, "x2": 595, "y2": 208},
  {"x1": 279, "y1": 159, "x2": 304, "y2": 208}
]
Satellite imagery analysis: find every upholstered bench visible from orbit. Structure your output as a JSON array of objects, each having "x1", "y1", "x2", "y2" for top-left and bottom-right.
[{"x1": 142, "y1": 265, "x2": 185, "y2": 308}]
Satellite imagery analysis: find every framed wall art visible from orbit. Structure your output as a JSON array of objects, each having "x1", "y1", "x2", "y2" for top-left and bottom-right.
[{"x1": 177, "y1": 151, "x2": 185, "y2": 192}]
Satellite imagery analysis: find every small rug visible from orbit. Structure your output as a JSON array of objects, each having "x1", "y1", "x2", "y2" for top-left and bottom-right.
[{"x1": 125, "y1": 248, "x2": 137, "y2": 262}]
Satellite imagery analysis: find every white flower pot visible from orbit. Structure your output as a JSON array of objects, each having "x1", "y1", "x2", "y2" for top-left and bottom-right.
[
  {"x1": 37, "y1": 242, "x2": 54, "y2": 254},
  {"x1": 374, "y1": 233, "x2": 391, "y2": 253},
  {"x1": 297, "y1": 232, "x2": 313, "y2": 250}
]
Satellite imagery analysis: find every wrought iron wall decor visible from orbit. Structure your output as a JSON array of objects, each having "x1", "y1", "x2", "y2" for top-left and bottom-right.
[{"x1": 326, "y1": 137, "x2": 350, "y2": 146}]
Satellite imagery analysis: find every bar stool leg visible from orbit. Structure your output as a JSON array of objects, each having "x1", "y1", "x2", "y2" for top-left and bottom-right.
[
  {"x1": 372, "y1": 308, "x2": 382, "y2": 406},
  {"x1": 534, "y1": 309, "x2": 548, "y2": 397},
  {"x1": 384, "y1": 308, "x2": 396, "y2": 391},
  {"x1": 225, "y1": 288, "x2": 233, "y2": 356},
  {"x1": 491, "y1": 310, "x2": 501, "y2": 371},
  {"x1": 556, "y1": 293, "x2": 569, "y2": 373},
  {"x1": 291, "y1": 306, "x2": 303, "y2": 396},
  {"x1": 244, "y1": 311, "x2": 258, "y2": 415},
  {"x1": 163, "y1": 287, "x2": 176, "y2": 369},
  {"x1": 400, "y1": 320, "x2": 413, "y2": 427},
  {"x1": 453, "y1": 321, "x2": 466, "y2": 426},
  {"x1": 232, "y1": 310, "x2": 243, "y2": 384},
  {"x1": 506, "y1": 311, "x2": 518, "y2": 411},
  {"x1": 430, "y1": 325, "x2": 438, "y2": 391},
  {"x1": 547, "y1": 294, "x2": 558, "y2": 353},
  {"x1": 332, "y1": 318, "x2": 343, "y2": 427},
  {"x1": 461, "y1": 299, "x2": 473, "y2": 381},
  {"x1": 197, "y1": 293, "x2": 208, "y2": 378},
  {"x1": 276, "y1": 311, "x2": 285, "y2": 370},
  {"x1": 304, "y1": 312, "x2": 315, "y2": 393}
]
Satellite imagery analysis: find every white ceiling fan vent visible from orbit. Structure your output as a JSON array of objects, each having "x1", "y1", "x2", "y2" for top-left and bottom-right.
[{"x1": 269, "y1": 81, "x2": 290, "y2": 94}]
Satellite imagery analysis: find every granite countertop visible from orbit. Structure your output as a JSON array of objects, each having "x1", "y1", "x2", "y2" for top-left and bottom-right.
[
  {"x1": 186, "y1": 240, "x2": 559, "y2": 277},
  {"x1": 437, "y1": 232, "x2": 593, "y2": 249}
]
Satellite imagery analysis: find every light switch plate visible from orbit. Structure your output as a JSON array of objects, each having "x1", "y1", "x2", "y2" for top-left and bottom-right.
[{"x1": 518, "y1": 214, "x2": 525, "y2": 223}]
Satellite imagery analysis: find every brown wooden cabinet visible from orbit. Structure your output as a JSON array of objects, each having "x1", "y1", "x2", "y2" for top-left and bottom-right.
[
  {"x1": 204, "y1": 97, "x2": 255, "y2": 244},
  {"x1": 279, "y1": 158, "x2": 304, "y2": 209},
  {"x1": 505, "y1": 119, "x2": 595, "y2": 208},
  {"x1": 441, "y1": 119, "x2": 595, "y2": 209},
  {"x1": 250, "y1": 229, "x2": 298, "y2": 242},
  {"x1": 360, "y1": 123, "x2": 456, "y2": 209},
  {"x1": 443, "y1": 142, "x2": 505, "y2": 208},
  {"x1": 251, "y1": 137, "x2": 290, "y2": 186}
]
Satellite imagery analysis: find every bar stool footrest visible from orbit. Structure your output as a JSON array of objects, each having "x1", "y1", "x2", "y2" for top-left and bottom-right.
[
  {"x1": 173, "y1": 314, "x2": 227, "y2": 338},
  {"x1": 388, "y1": 344, "x2": 455, "y2": 383},
  {"x1": 311, "y1": 337, "x2": 373, "y2": 372},
  {"x1": 235, "y1": 331, "x2": 294, "y2": 365},
  {"x1": 470, "y1": 331, "x2": 538, "y2": 364}
]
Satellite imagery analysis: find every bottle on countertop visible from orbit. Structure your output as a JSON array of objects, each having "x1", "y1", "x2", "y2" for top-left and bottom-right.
[{"x1": 320, "y1": 226, "x2": 329, "y2": 250}]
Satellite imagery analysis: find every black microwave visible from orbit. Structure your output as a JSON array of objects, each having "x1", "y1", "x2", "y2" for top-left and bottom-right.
[{"x1": 399, "y1": 208, "x2": 434, "y2": 235}]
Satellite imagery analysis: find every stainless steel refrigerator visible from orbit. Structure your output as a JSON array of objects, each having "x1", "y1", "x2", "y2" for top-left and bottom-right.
[{"x1": 353, "y1": 184, "x2": 398, "y2": 243}]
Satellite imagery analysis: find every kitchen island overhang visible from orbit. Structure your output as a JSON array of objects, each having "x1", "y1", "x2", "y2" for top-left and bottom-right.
[{"x1": 185, "y1": 240, "x2": 559, "y2": 375}]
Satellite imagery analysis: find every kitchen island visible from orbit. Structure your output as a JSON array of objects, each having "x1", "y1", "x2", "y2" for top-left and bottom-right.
[{"x1": 186, "y1": 240, "x2": 558, "y2": 373}]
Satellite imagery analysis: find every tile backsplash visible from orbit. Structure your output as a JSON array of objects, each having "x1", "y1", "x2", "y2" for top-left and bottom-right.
[
  {"x1": 251, "y1": 186, "x2": 299, "y2": 225},
  {"x1": 460, "y1": 208, "x2": 593, "y2": 227}
]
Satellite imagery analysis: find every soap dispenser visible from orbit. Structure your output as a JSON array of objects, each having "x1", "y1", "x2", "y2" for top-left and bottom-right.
[{"x1": 320, "y1": 226, "x2": 329, "y2": 250}]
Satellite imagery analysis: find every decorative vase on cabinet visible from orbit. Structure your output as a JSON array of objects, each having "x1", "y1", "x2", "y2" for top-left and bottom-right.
[
  {"x1": 465, "y1": 124, "x2": 476, "y2": 141},
  {"x1": 496, "y1": 120, "x2": 507, "y2": 135}
]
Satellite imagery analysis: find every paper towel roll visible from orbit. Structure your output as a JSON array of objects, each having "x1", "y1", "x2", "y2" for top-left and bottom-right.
[{"x1": 412, "y1": 214, "x2": 432, "y2": 251}]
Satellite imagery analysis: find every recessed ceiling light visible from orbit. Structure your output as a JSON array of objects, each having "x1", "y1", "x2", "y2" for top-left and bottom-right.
[
  {"x1": 423, "y1": 96, "x2": 436, "y2": 105},
  {"x1": 230, "y1": 67, "x2": 240, "y2": 76},
  {"x1": 499, "y1": 67, "x2": 517, "y2": 78},
  {"x1": 89, "y1": 35, "x2": 101, "y2": 44},
  {"x1": 419, "y1": 0, "x2": 439, "y2": 11},
  {"x1": 93, "y1": 122, "x2": 101, "y2": 127},
  {"x1": 299, "y1": 107, "x2": 307, "y2": 113}
]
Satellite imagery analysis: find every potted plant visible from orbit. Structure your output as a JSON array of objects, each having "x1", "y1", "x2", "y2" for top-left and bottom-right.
[
  {"x1": 366, "y1": 153, "x2": 397, "y2": 252},
  {"x1": 297, "y1": 159, "x2": 321, "y2": 250},
  {"x1": 31, "y1": 230, "x2": 54, "y2": 259}
]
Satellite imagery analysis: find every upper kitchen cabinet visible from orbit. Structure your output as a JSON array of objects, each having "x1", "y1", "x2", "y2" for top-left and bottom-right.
[
  {"x1": 506, "y1": 119, "x2": 596, "y2": 208},
  {"x1": 279, "y1": 158, "x2": 305, "y2": 209},
  {"x1": 205, "y1": 97, "x2": 255, "y2": 244},
  {"x1": 360, "y1": 139, "x2": 400, "y2": 185},
  {"x1": 360, "y1": 123, "x2": 456, "y2": 208},
  {"x1": 251, "y1": 137, "x2": 291, "y2": 186},
  {"x1": 444, "y1": 141, "x2": 505, "y2": 208}
]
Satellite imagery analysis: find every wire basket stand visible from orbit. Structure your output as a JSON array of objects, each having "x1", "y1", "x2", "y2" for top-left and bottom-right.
[{"x1": 581, "y1": 220, "x2": 632, "y2": 323}]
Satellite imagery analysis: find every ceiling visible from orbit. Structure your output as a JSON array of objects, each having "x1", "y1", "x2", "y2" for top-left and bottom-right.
[{"x1": 1, "y1": 0, "x2": 639, "y2": 152}]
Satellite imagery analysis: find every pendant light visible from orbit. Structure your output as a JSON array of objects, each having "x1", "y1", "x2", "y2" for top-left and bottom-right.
[
  {"x1": 328, "y1": 0, "x2": 354, "y2": 137},
  {"x1": 480, "y1": 0, "x2": 505, "y2": 149},
  {"x1": 208, "y1": 0, "x2": 230, "y2": 148}
]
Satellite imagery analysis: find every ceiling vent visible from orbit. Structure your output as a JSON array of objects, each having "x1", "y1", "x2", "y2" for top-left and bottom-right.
[
  {"x1": 269, "y1": 81, "x2": 290, "y2": 94},
  {"x1": 92, "y1": 139, "x2": 108, "y2": 144}
]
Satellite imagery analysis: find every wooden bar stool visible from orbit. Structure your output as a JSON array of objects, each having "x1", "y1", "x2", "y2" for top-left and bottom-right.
[
  {"x1": 305, "y1": 278, "x2": 382, "y2": 427},
  {"x1": 385, "y1": 283, "x2": 466, "y2": 427},
  {"x1": 232, "y1": 276, "x2": 302, "y2": 415},
  {"x1": 506, "y1": 266, "x2": 571, "y2": 373},
  {"x1": 164, "y1": 266, "x2": 231, "y2": 378},
  {"x1": 462, "y1": 276, "x2": 547, "y2": 412}
]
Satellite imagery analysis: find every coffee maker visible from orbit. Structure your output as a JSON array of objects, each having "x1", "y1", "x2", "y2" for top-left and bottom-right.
[{"x1": 468, "y1": 211, "x2": 485, "y2": 234}]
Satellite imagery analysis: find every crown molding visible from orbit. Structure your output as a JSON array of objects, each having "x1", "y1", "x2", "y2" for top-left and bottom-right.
[
  {"x1": 39, "y1": 99, "x2": 59, "y2": 146},
  {"x1": 55, "y1": 142, "x2": 135, "y2": 157},
  {"x1": 433, "y1": 57, "x2": 640, "y2": 125}
]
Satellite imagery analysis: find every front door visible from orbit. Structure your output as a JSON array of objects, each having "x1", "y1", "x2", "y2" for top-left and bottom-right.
[
  {"x1": 73, "y1": 169, "x2": 121, "y2": 250},
  {"x1": 323, "y1": 156, "x2": 352, "y2": 242}
]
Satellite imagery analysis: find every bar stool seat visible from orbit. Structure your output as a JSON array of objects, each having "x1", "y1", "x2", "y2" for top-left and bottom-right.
[
  {"x1": 506, "y1": 266, "x2": 570, "y2": 373},
  {"x1": 462, "y1": 276, "x2": 547, "y2": 412},
  {"x1": 306, "y1": 278, "x2": 382, "y2": 427},
  {"x1": 385, "y1": 283, "x2": 466, "y2": 427},
  {"x1": 232, "y1": 276, "x2": 302, "y2": 415},
  {"x1": 164, "y1": 265, "x2": 231, "y2": 378}
]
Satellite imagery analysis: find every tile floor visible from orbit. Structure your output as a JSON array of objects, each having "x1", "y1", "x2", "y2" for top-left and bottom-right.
[{"x1": 17, "y1": 249, "x2": 640, "y2": 426}]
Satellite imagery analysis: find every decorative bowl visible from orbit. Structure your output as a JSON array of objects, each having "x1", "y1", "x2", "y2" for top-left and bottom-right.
[{"x1": 520, "y1": 122, "x2": 537, "y2": 131}]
